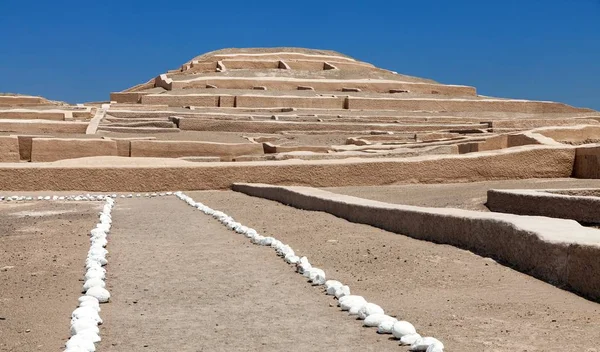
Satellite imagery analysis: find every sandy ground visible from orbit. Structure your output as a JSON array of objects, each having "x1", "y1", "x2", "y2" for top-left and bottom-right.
[
  {"x1": 327, "y1": 178, "x2": 600, "y2": 211},
  {"x1": 100, "y1": 197, "x2": 389, "y2": 352},
  {"x1": 0, "y1": 201, "x2": 101, "y2": 352},
  {"x1": 190, "y1": 190, "x2": 600, "y2": 352}
]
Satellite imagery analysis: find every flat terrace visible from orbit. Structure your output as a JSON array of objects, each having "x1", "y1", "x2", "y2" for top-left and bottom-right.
[{"x1": 128, "y1": 91, "x2": 591, "y2": 114}]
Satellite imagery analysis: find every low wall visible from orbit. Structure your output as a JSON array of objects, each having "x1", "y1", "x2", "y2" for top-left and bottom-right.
[
  {"x1": 0, "y1": 120, "x2": 88, "y2": 134},
  {"x1": 0, "y1": 146, "x2": 575, "y2": 191},
  {"x1": 170, "y1": 77, "x2": 477, "y2": 96},
  {"x1": 490, "y1": 119, "x2": 600, "y2": 129},
  {"x1": 458, "y1": 133, "x2": 545, "y2": 154},
  {"x1": 231, "y1": 183, "x2": 600, "y2": 302},
  {"x1": 535, "y1": 125, "x2": 600, "y2": 144},
  {"x1": 487, "y1": 189, "x2": 600, "y2": 223},
  {"x1": 219, "y1": 96, "x2": 236, "y2": 107},
  {"x1": 235, "y1": 95, "x2": 346, "y2": 109},
  {"x1": 178, "y1": 118, "x2": 488, "y2": 133},
  {"x1": 573, "y1": 145, "x2": 600, "y2": 178},
  {"x1": 141, "y1": 94, "x2": 219, "y2": 107},
  {"x1": 209, "y1": 52, "x2": 359, "y2": 62},
  {"x1": 0, "y1": 136, "x2": 19, "y2": 162},
  {"x1": 186, "y1": 61, "x2": 217, "y2": 73},
  {"x1": 130, "y1": 140, "x2": 264, "y2": 161},
  {"x1": 14, "y1": 135, "x2": 52, "y2": 161},
  {"x1": 347, "y1": 97, "x2": 594, "y2": 113},
  {"x1": 221, "y1": 60, "x2": 280, "y2": 69},
  {"x1": 109, "y1": 92, "x2": 148, "y2": 104},
  {"x1": 262, "y1": 142, "x2": 332, "y2": 154},
  {"x1": 0, "y1": 96, "x2": 45, "y2": 106},
  {"x1": 30, "y1": 138, "x2": 118, "y2": 162},
  {"x1": 0, "y1": 111, "x2": 67, "y2": 121}
]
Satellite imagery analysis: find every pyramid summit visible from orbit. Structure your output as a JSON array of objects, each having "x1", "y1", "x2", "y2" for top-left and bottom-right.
[{"x1": 111, "y1": 47, "x2": 591, "y2": 116}]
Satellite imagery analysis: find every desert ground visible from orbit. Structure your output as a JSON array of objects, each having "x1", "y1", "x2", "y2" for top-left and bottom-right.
[
  {"x1": 0, "y1": 201, "x2": 101, "y2": 351},
  {"x1": 1, "y1": 187, "x2": 599, "y2": 351}
]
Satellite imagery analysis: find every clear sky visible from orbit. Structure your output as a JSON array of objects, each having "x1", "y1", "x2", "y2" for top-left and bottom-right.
[{"x1": 0, "y1": 0, "x2": 598, "y2": 109}]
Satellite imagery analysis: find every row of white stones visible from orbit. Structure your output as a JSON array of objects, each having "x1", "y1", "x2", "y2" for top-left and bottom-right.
[
  {"x1": 0, "y1": 192, "x2": 174, "y2": 202},
  {"x1": 0, "y1": 192, "x2": 176, "y2": 352},
  {"x1": 64, "y1": 197, "x2": 115, "y2": 352},
  {"x1": 175, "y1": 192, "x2": 444, "y2": 352}
]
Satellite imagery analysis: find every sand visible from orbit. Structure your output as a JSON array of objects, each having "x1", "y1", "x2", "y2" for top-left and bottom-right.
[
  {"x1": 100, "y1": 197, "x2": 389, "y2": 351},
  {"x1": 191, "y1": 190, "x2": 600, "y2": 351},
  {"x1": 327, "y1": 178, "x2": 600, "y2": 211},
  {"x1": 0, "y1": 201, "x2": 101, "y2": 352}
]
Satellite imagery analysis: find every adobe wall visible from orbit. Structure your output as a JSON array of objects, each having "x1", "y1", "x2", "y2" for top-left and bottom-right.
[
  {"x1": 231, "y1": 183, "x2": 600, "y2": 302},
  {"x1": 130, "y1": 140, "x2": 264, "y2": 161},
  {"x1": 141, "y1": 94, "x2": 219, "y2": 107},
  {"x1": 14, "y1": 135, "x2": 52, "y2": 161},
  {"x1": 170, "y1": 77, "x2": 476, "y2": 96},
  {"x1": 458, "y1": 133, "x2": 545, "y2": 154},
  {"x1": 178, "y1": 117, "x2": 487, "y2": 133},
  {"x1": 0, "y1": 146, "x2": 575, "y2": 191},
  {"x1": 262, "y1": 142, "x2": 332, "y2": 154},
  {"x1": 219, "y1": 96, "x2": 236, "y2": 108},
  {"x1": 487, "y1": 189, "x2": 600, "y2": 223},
  {"x1": 221, "y1": 60, "x2": 281, "y2": 69},
  {"x1": 0, "y1": 111, "x2": 67, "y2": 120},
  {"x1": 0, "y1": 96, "x2": 45, "y2": 106},
  {"x1": 185, "y1": 61, "x2": 218, "y2": 73},
  {"x1": 0, "y1": 120, "x2": 88, "y2": 134},
  {"x1": 573, "y1": 145, "x2": 600, "y2": 179},
  {"x1": 209, "y1": 52, "x2": 358, "y2": 62},
  {"x1": 30, "y1": 138, "x2": 118, "y2": 162},
  {"x1": 347, "y1": 97, "x2": 594, "y2": 113},
  {"x1": 490, "y1": 119, "x2": 600, "y2": 129},
  {"x1": 235, "y1": 95, "x2": 346, "y2": 109},
  {"x1": 0, "y1": 136, "x2": 20, "y2": 162},
  {"x1": 507, "y1": 133, "x2": 546, "y2": 147},
  {"x1": 535, "y1": 125, "x2": 600, "y2": 143},
  {"x1": 110, "y1": 92, "x2": 147, "y2": 104},
  {"x1": 285, "y1": 60, "x2": 328, "y2": 70}
]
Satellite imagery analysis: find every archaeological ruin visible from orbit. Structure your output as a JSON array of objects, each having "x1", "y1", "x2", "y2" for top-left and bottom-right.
[{"x1": 1, "y1": 48, "x2": 599, "y2": 352}]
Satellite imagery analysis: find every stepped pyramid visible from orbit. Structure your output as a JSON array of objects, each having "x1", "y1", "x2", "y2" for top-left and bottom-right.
[{"x1": 109, "y1": 48, "x2": 594, "y2": 132}]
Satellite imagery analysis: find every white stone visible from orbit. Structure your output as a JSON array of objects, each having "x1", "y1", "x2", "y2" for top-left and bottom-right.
[{"x1": 392, "y1": 321, "x2": 417, "y2": 339}]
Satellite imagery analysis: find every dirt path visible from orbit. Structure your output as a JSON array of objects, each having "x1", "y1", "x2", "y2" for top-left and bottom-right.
[
  {"x1": 0, "y1": 201, "x2": 100, "y2": 352},
  {"x1": 191, "y1": 190, "x2": 600, "y2": 352},
  {"x1": 101, "y1": 197, "x2": 389, "y2": 352}
]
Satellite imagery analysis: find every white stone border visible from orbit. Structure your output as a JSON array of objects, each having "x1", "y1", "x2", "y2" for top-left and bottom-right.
[
  {"x1": 64, "y1": 196, "x2": 114, "y2": 351},
  {"x1": 0, "y1": 191, "x2": 175, "y2": 351},
  {"x1": 174, "y1": 192, "x2": 444, "y2": 352},
  {"x1": 0, "y1": 192, "x2": 174, "y2": 202}
]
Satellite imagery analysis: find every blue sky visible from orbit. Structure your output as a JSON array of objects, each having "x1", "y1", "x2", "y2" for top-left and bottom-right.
[{"x1": 0, "y1": 0, "x2": 598, "y2": 109}]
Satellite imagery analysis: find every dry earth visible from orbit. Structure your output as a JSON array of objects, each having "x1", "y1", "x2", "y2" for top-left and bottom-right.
[
  {"x1": 327, "y1": 178, "x2": 600, "y2": 211},
  {"x1": 100, "y1": 197, "x2": 389, "y2": 352},
  {"x1": 0, "y1": 201, "x2": 101, "y2": 352},
  {"x1": 191, "y1": 190, "x2": 600, "y2": 352}
]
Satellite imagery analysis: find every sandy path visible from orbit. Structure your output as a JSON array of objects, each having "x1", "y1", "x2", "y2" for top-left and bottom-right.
[
  {"x1": 101, "y1": 197, "x2": 389, "y2": 352},
  {"x1": 191, "y1": 190, "x2": 600, "y2": 352},
  {"x1": 0, "y1": 201, "x2": 100, "y2": 352}
]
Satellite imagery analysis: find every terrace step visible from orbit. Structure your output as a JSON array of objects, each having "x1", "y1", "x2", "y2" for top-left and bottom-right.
[{"x1": 97, "y1": 126, "x2": 181, "y2": 133}]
